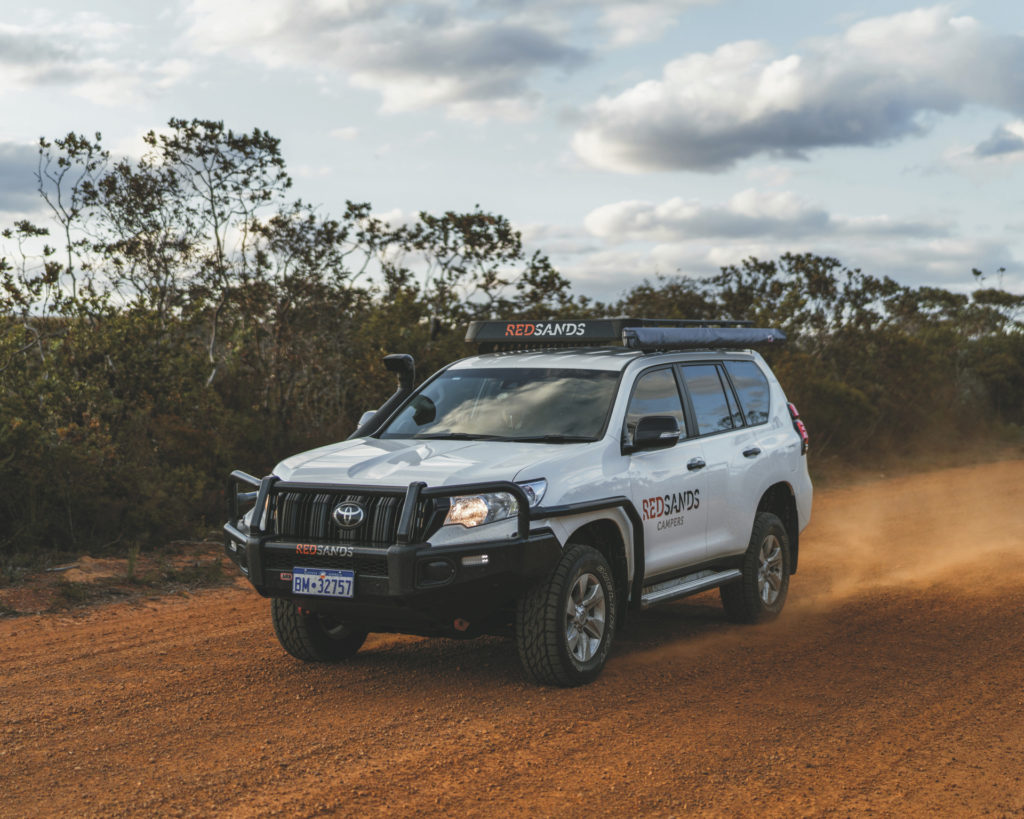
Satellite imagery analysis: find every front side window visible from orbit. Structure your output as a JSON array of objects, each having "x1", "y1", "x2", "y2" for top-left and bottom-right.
[
  {"x1": 724, "y1": 361, "x2": 771, "y2": 426},
  {"x1": 680, "y1": 364, "x2": 736, "y2": 436},
  {"x1": 379, "y1": 367, "x2": 619, "y2": 442},
  {"x1": 624, "y1": 368, "x2": 686, "y2": 442}
]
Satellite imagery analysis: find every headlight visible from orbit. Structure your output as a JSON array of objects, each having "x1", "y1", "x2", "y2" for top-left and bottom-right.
[{"x1": 444, "y1": 479, "x2": 547, "y2": 528}]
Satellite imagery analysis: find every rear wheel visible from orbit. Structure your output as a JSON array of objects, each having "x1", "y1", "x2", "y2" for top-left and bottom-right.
[
  {"x1": 515, "y1": 543, "x2": 617, "y2": 687},
  {"x1": 720, "y1": 511, "x2": 791, "y2": 623},
  {"x1": 271, "y1": 598, "x2": 368, "y2": 662}
]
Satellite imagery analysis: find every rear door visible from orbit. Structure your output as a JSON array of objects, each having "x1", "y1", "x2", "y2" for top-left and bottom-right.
[
  {"x1": 677, "y1": 362, "x2": 752, "y2": 559},
  {"x1": 678, "y1": 359, "x2": 780, "y2": 560},
  {"x1": 716, "y1": 359, "x2": 791, "y2": 554}
]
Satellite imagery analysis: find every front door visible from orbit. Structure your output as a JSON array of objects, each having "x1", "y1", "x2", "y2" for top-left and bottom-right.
[{"x1": 624, "y1": 367, "x2": 708, "y2": 580}]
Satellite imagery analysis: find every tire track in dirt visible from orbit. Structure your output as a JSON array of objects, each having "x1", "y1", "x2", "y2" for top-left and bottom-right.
[{"x1": 1, "y1": 460, "x2": 1022, "y2": 817}]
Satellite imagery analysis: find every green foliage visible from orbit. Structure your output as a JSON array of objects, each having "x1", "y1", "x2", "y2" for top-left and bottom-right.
[
  {"x1": 0, "y1": 308, "x2": 231, "y2": 556},
  {"x1": 1, "y1": 117, "x2": 1021, "y2": 561}
]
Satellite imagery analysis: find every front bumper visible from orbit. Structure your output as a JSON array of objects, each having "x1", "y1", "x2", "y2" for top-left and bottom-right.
[{"x1": 223, "y1": 472, "x2": 561, "y2": 635}]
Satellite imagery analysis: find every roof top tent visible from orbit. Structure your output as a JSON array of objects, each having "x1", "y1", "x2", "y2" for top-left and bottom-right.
[{"x1": 464, "y1": 318, "x2": 786, "y2": 353}]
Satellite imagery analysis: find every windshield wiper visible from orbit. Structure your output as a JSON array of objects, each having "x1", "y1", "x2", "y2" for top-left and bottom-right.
[
  {"x1": 409, "y1": 432, "x2": 593, "y2": 443},
  {"x1": 412, "y1": 432, "x2": 505, "y2": 440},
  {"x1": 507, "y1": 434, "x2": 594, "y2": 444}
]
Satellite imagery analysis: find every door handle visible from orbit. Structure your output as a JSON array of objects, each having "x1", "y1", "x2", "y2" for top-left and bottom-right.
[
  {"x1": 687, "y1": 458, "x2": 706, "y2": 471},
  {"x1": 743, "y1": 447, "x2": 762, "y2": 458}
]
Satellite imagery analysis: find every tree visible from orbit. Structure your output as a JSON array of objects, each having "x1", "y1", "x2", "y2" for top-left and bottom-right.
[{"x1": 36, "y1": 132, "x2": 108, "y2": 303}]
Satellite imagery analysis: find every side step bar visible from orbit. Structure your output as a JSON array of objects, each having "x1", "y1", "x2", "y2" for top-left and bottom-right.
[{"x1": 641, "y1": 568, "x2": 742, "y2": 609}]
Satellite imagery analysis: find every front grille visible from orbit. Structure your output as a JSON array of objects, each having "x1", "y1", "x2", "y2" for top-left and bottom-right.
[
  {"x1": 264, "y1": 550, "x2": 388, "y2": 577},
  {"x1": 269, "y1": 490, "x2": 437, "y2": 547}
]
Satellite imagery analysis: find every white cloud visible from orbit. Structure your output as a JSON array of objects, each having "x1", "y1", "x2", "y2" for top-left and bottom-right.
[
  {"x1": 521, "y1": 222, "x2": 602, "y2": 257},
  {"x1": 330, "y1": 126, "x2": 360, "y2": 141},
  {"x1": 745, "y1": 164, "x2": 795, "y2": 187},
  {"x1": 0, "y1": 15, "x2": 190, "y2": 105},
  {"x1": 370, "y1": 208, "x2": 414, "y2": 229},
  {"x1": 155, "y1": 59, "x2": 195, "y2": 89},
  {"x1": 971, "y1": 120, "x2": 1024, "y2": 161},
  {"x1": 556, "y1": 246, "x2": 670, "y2": 302},
  {"x1": 595, "y1": 1, "x2": 710, "y2": 47},
  {"x1": 444, "y1": 96, "x2": 540, "y2": 124},
  {"x1": 531, "y1": 183, "x2": 1021, "y2": 301},
  {"x1": 493, "y1": 0, "x2": 713, "y2": 48},
  {"x1": 584, "y1": 190, "x2": 947, "y2": 242},
  {"x1": 551, "y1": 233, "x2": 1021, "y2": 301},
  {"x1": 185, "y1": 0, "x2": 586, "y2": 120},
  {"x1": 181, "y1": 0, "x2": 716, "y2": 119},
  {"x1": 573, "y1": 6, "x2": 1024, "y2": 172}
]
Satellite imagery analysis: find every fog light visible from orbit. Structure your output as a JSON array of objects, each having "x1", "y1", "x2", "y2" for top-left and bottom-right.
[
  {"x1": 419, "y1": 559, "x2": 455, "y2": 586},
  {"x1": 461, "y1": 554, "x2": 489, "y2": 567}
]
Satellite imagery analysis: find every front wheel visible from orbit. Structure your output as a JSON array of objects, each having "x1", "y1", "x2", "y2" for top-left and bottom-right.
[
  {"x1": 720, "y1": 511, "x2": 791, "y2": 623},
  {"x1": 515, "y1": 543, "x2": 617, "y2": 687},
  {"x1": 270, "y1": 598, "x2": 368, "y2": 662}
]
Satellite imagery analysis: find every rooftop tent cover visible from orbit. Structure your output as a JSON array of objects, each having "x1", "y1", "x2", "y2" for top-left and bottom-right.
[{"x1": 622, "y1": 327, "x2": 786, "y2": 350}]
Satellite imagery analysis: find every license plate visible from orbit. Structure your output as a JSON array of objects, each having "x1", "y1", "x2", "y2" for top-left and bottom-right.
[{"x1": 291, "y1": 567, "x2": 355, "y2": 598}]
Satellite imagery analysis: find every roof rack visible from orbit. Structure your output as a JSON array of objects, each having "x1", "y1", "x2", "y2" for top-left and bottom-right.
[{"x1": 465, "y1": 318, "x2": 783, "y2": 353}]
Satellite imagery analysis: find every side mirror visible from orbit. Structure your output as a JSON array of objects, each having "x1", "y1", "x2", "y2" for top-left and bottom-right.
[
  {"x1": 626, "y1": 416, "x2": 681, "y2": 453},
  {"x1": 358, "y1": 410, "x2": 377, "y2": 427}
]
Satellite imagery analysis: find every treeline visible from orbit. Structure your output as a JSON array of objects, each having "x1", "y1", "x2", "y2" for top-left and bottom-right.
[{"x1": 1, "y1": 119, "x2": 1021, "y2": 562}]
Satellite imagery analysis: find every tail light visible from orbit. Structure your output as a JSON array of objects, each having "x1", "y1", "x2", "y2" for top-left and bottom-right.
[{"x1": 787, "y1": 402, "x2": 809, "y2": 455}]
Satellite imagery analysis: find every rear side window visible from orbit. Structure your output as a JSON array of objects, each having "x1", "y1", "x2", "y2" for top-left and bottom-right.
[
  {"x1": 724, "y1": 361, "x2": 771, "y2": 426},
  {"x1": 680, "y1": 364, "x2": 735, "y2": 436},
  {"x1": 625, "y1": 368, "x2": 686, "y2": 441}
]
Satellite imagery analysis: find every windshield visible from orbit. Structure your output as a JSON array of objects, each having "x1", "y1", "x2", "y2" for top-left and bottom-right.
[{"x1": 379, "y1": 367, "x2": 620, "y2": 442}]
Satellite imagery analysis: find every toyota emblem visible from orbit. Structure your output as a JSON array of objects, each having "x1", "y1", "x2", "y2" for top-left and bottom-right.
[{"x1": 333, "y1": 501, "x2": 365, "y2": 529}]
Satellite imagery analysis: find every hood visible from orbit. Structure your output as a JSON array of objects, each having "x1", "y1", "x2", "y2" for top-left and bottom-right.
[{"x1": 274, "y1": 437, "x2": 592, "y2": 487}]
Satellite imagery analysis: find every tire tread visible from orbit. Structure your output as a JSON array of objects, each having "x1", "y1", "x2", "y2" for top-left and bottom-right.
[
  {"x1": 515, "y1": 543, "x2": 615, "y2": 687},
  {"x1": 720, "y1": 512, "x2": 790, "y2": 624},
  {"x1": 270, "y1": 598, "x2": 367, "y2": 662}
]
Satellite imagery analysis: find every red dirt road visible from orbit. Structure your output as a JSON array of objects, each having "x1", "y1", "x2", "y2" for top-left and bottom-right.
[{"x1": 2, "y1": 460, "x2": 1023, "y2": 817}]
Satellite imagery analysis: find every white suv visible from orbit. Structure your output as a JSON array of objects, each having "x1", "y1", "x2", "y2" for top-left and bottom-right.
[{"x1": 225, "y1": 319, "x2": 812, "y2": 686}]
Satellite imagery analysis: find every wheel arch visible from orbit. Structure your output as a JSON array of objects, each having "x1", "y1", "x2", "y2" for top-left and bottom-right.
[
  {"x1": 755, "y1": 482, "x2": 800, "y2": 573},
  {"x1": 565, "y1": 518, "x2": 630, "y2": 627}
]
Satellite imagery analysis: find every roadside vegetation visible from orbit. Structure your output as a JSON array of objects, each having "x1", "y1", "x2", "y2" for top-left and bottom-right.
[{"x1": 2, "y1": 119, "x2": 1022, "y2": 566}]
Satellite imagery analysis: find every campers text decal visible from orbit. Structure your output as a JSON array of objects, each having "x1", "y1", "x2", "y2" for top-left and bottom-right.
[{"x1": 642, "y1": 490, "x2": 700, "y2": 532}]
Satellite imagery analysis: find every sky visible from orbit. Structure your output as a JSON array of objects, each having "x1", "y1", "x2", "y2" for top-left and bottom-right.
[{"x1": 1, "y1": 0, "x2": 1023, "y2": 303}]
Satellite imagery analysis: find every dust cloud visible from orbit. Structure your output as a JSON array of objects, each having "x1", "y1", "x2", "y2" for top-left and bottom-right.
[
  {"x1": 797, "y1": 458, "x2": 1024, "y2": 606},
  {"x1": 616, "y1": 458, "x2": 1024, "y2": 667}
]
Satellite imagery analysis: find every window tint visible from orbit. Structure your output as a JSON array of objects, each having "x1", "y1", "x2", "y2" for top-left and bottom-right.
[
  {"x1": 625, "y1": 368, "x2": 686, "y2": 441},
  {"x1": 724, "y1": 361, "x2": 771, "y2": 426},
  {"x1": 680, "y1": 364, "x2": 736, "y2": 435}
]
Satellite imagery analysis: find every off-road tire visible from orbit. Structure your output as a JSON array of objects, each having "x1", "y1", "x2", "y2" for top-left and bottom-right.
[
  {"x1": 270, "y1": 598, "x2": 368, "y2": 662},
  {"x1": 720, "y1": 511, "x2": 791, "y2": 624},
  {"x1": 515, "y1": 543, "x2": 617, "y2": 687}
]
